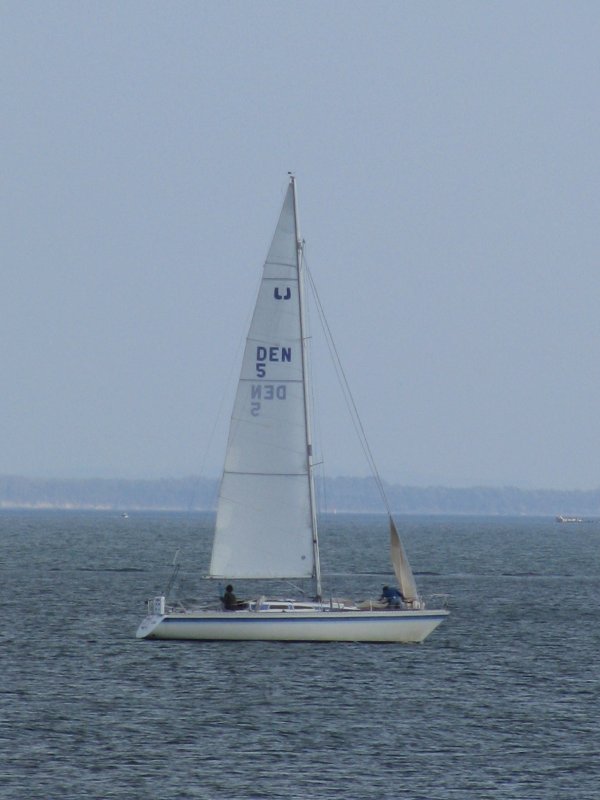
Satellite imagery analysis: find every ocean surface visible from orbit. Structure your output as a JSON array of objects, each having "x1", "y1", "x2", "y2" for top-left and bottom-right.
[{"x1": 1, "y1": 511, "x2": 599, "y2": 799}]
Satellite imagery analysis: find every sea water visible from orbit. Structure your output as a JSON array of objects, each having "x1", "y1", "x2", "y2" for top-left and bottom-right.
[{"x1": 1, "y1": 511, "x2": 598, "y2": 799}]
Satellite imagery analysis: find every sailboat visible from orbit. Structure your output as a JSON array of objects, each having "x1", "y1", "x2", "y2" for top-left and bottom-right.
[{"x1": 137, "y1": 176, "x2": 448, "y2": 643}]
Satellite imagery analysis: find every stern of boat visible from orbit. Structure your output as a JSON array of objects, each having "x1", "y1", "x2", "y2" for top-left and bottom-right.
[{"x1": 136, "y1": 595, "x2": 166, "y2": 639}]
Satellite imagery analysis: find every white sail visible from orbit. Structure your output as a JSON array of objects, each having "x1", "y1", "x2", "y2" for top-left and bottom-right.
[
  {"x1": 390, "y1": 517, "x2": 419, "y2": 602},
  {"x1": 209, "y1": 184, "x2": 315, "y2": 579}
]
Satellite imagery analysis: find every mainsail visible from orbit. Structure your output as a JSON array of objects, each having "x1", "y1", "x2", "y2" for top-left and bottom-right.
[{"x1": 209, "y1": 184, "x2": 315, "y2": 579}]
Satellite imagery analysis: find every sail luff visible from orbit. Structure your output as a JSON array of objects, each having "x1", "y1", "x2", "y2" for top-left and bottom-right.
[{"x1": 389, "y1": 516, "x2": 419, "y2": 602}]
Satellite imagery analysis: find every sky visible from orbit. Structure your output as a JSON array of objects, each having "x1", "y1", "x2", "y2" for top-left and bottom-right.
[{"x1": 2, "y1": 1, "x2": 600, "y2": 489}]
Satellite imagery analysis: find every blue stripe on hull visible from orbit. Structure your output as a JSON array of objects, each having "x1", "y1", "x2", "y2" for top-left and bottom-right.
[{"x1": 161, "y1": 614, "x2": 447, "y2": 625}]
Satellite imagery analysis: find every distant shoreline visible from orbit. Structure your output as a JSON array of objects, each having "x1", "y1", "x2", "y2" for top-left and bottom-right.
[{"x1": 1, "y1": 475, "x2": 599, "y2": 516}]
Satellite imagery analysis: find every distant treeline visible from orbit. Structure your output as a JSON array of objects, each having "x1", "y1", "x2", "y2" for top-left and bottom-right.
[
  {"x1": 0, "y1": 476, "x2": 218, "y2": 512},
  {"x1": 1, "y1": 474, "x2": 599, "y2": 516}
]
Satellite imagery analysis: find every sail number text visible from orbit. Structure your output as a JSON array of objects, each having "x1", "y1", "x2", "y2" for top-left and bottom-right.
[
  {"x1": 255, "y1": 345, "x2": 291, "y2": 377},
  {"x1": 252, "y1": 345, "x2": 291, "y2": 416}
]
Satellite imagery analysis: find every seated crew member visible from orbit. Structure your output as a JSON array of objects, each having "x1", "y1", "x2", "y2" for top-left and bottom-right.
[
  {"x1": 223, "y1": 584, "x2": 238, "y2": 610},
  {"x1": 379, "y1": 585, "x2": 404, "y2": 608}
]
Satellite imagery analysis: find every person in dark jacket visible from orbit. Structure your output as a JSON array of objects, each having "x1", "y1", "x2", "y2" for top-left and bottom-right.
[
  {"x1": 223, "y1": 584, "x2": 237, "y2": 610},
  {"x1": 380, "y1": 585, "x2": 404, "y2": 608}
]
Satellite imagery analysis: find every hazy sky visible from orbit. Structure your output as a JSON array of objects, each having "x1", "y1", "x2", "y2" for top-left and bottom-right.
[{"x1": 2, "y1": 1, "x2": 600, "y2": 489}]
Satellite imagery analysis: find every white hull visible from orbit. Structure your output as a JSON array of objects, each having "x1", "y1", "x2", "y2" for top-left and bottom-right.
[{"x1": 136, "y1": 608, "x2": 448, "y2": 643}]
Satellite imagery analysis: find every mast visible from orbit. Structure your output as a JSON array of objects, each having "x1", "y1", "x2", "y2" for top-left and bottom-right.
[{"x1": 291, "y1": 175, "x2": 322, "y2": 600}]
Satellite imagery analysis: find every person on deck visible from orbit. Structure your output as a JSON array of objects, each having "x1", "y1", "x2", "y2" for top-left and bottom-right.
[
  {"x1": 223, "y1": 584, "x2": 238, "y2": 610},
  {"x1": 380, "y1": 585, "x2": 404, "y2": 608}
]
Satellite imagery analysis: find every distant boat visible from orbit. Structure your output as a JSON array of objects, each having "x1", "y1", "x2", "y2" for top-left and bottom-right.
[
  {"x1": 137, "y1": 176, "x2": 448, "y2": 643},
  {"x1": 555, "y1": 515, "x2": 583, "y2": 523},
  {"x1": 121, "y1": 512, "x2": 129, "y2": 519}
]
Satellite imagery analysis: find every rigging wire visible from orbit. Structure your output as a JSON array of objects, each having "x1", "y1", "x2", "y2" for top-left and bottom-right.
[
  {"x1": 300, "y1": 243, "x2": 329, "y2": 514},
  {"x1": 303, "y1": 253, "x2": 393, "y2": 518}
]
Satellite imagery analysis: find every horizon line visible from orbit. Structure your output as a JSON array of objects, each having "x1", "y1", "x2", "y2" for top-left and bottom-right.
[{"x1": 1, "y1": 473, "x2": 599, "y2": 493}]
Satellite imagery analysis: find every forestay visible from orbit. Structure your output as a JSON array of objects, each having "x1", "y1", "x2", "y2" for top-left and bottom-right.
[{"x1": 209, "y1": 184, "x2": 315, "y2": 579}]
